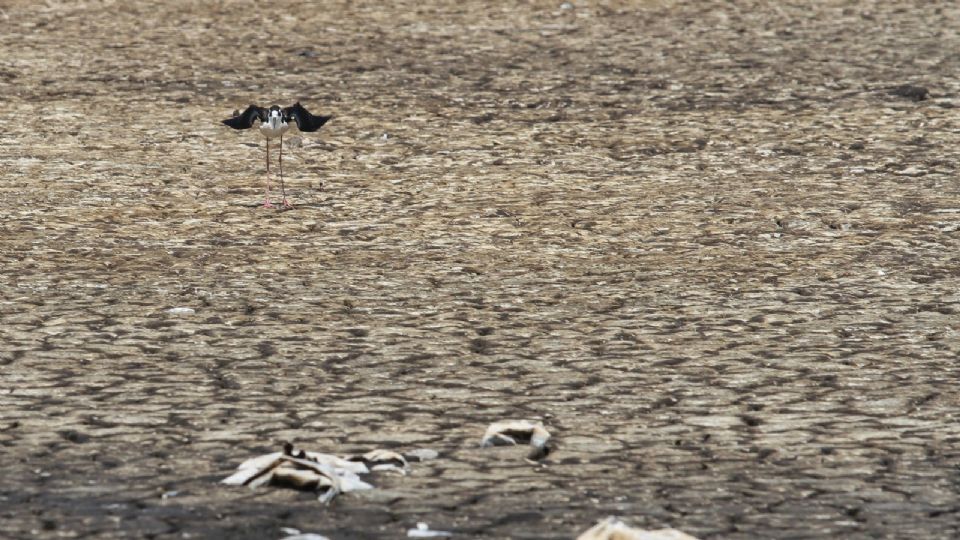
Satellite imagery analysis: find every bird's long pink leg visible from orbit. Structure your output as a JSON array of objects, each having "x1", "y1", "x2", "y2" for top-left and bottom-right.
[
  {"x1": 279, "y1": 133, "x2": 292, "y2": 208},
  {"x1": 263, "y1": 140, "x2": 274, "y2": 208}
]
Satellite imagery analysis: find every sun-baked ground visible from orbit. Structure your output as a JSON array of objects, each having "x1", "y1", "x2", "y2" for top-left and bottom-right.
[{"x1": 3, "y1": 1, "x2": 960, "y2": 538}]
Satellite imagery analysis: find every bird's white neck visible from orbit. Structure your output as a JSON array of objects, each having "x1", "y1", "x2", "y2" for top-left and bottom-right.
[{"x1": 268, "y1": 115, "x2": 286, "y2": 130}]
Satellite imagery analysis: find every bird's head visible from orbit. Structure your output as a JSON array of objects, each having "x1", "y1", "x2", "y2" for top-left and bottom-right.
[{"x1": 266, "y1": 106, "x2": 284, "y2": 128}]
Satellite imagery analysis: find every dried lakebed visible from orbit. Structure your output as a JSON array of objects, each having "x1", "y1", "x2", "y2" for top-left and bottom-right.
[{"x1": 2, "y1": 1, "x2": 960, "y2": 539}]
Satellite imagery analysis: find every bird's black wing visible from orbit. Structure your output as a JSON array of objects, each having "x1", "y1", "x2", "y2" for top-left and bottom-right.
[
  {"x1": 282, "y1": 102, "x2": 332, "y2": 132},
  {"x1": 222, "y1": 105, "x2": 266, "y2": 129}
]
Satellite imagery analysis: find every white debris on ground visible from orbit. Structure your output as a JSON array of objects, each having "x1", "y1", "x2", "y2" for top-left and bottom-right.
[
  {"x1": 576, "y1": 517, "x2": 699, "y2": 540},
  {"x1": 407, "y1": 522, "x2": 454, "y2": 538},
  {"x1": 405, "y1": 448, "x2": 439, "y2": 462},
  {"x1": 480, "y1": 419, "x2": 552, "y2": 461},
  {"x1": 222, "y1": 443, "x2": 377, "y2": 503},
  {"x1": 223, "y1": 420, "x2": 555, "y2": 527},
  {"x1": 346, "y1": 449, "x2": 409, "y2": 474},
  {"x1": 278, "y1": 527, "x2": 330, "y2": 540}
]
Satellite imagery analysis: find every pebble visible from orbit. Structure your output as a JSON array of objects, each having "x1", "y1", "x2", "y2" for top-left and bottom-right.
[
  {"x1": 281, "y1": 533, "x2": 330, "y2": 540},
  {"x1": 166, "y1": 307, "x2": 195, "y2": 315},
  {"x1": 408, "y1": 523, "x2": 453, "y2": 538},
  {"x1": 577, "y1": 517, "x2": 699, "y2": 540},
  {"x1": 895, "y1": 166, "x2": 926, "y2": 177},
  {"x1": 285, "y1": 136, "x2": 303, "y2": 149},
  {"x1": 279, "y1": 527, "x2": 330, "y2": 540},
  {"x1": 888, "y1": 84, "x2": 929, "y2": 101},
  {"x1": 405, "y1": 448, "x2": 439, "y2": 462}
]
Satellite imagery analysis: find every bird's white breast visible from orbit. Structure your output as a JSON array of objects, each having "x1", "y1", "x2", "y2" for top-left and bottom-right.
[{"x1": 259, "y1": 117, "x2": 289, "y2": 139}]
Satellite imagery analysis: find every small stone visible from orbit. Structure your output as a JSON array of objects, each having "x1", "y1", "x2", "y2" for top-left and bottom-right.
[
  {"x1": 576, "y1": 517, "x2": 700, "y2": 540},
  {"x1": 895, "y1": 166, "x2": 926, "y2": 177},
  {"x1": 285, "y1": 136, "x2": 303, "y2": 149},
  {"x1": 352, "y1": 488, "x2": 407, "y2": 504},
  {"x1": 408, "y1": 523, "x2": 453, "y2": 538},
  {"x1": 346, "y1": 449, "x2": 408, "y2": 474},
  {"x1": 481, "y1": 419, "x2": 552, "y2": 462},
  {"x1": 405, "y1": 448, "x2": 439, "y2": 462},
  {"x1": 888, "y1": 85, "x2": 929, "y2": 101},
  {"x1": 282, "y1": 533, "x2": 330, "y2": 540},
  {"x1": 481, "y1": 420, "x2": 551, "y2": 449},
  {"x1": 166, "y1": 307, "x2": 195, "y2": 315},
  {"x1": 59, "y1": 429, "x2": 89, "y2": 444}
]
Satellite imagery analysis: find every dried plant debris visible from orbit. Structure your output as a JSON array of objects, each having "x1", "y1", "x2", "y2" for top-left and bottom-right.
[
  {"x1": 346, "y1": 449, "x2": 409, "y2": 474},
  {"x1": 576, "y1": 517, "x2": 699, "y2": 540},
  {"x1": 480, "y1": 419, "x2": 552, "y2": 461},
  {"x1": 222, "y1": 443, "x2": 372, "y2": 503}
]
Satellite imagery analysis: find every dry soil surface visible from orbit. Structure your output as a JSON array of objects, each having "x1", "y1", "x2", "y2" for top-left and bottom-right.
[{"x1": 3, "y1": 1, "x2": 960, "y2": 539}]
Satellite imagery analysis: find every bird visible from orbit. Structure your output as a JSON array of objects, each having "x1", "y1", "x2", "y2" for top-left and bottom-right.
[{"x1": 222, "y1": 102, "x2": 331, "y2": 209}]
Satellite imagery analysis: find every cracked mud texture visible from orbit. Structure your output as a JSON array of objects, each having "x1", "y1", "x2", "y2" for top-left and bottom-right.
[{"x1": 3, "y1": 1, "x2": 960, "y2": 538}]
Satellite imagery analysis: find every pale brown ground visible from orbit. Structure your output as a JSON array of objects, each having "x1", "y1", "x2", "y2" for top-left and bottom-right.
[{"x1": 3, "y1": 1, "x2": 960, "y2": 539}]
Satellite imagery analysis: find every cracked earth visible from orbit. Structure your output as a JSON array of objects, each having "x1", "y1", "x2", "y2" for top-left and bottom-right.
[{"x1": 2, "y1": 1, "x2": 960, "y2": 538}]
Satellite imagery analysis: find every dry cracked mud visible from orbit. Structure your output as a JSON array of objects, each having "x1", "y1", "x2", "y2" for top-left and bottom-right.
[{"x1": 2, "y1": 1, "x2": 960, "y2": 539}]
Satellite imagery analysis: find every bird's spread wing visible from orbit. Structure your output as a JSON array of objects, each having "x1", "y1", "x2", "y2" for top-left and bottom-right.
[
  {"x1": 222, "y1": 105, "x2": 266, "y2": 129},
  {"x1": 283, "y1": 102, "x2": 332, "y2": 132}
]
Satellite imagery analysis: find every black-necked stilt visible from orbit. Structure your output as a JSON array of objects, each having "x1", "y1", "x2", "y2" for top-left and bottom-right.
[{"x1": 223, "y1": 102, "x2": 331, "y2": 208}]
